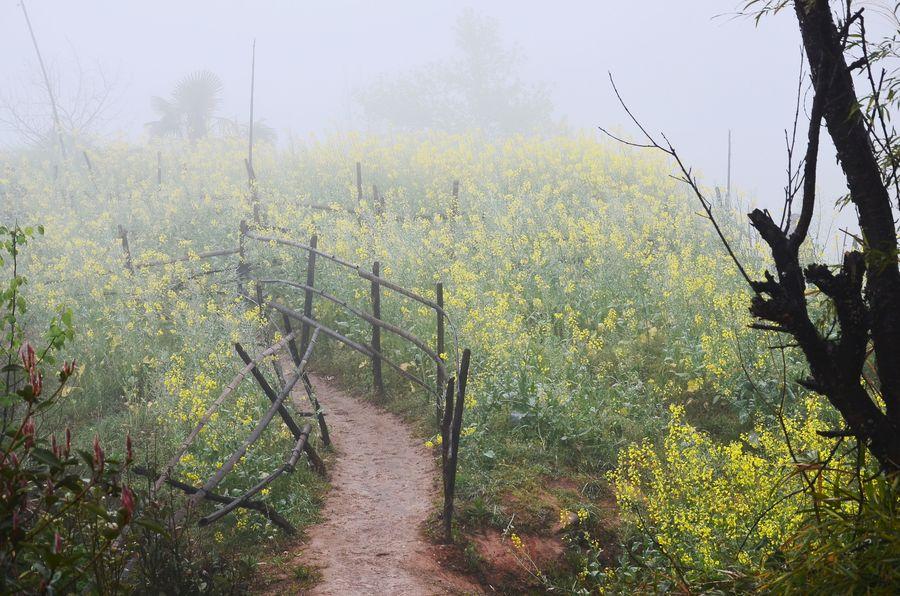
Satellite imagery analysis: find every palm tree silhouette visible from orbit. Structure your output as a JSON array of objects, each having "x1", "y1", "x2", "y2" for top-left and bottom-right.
[{"x1": 147, "y1": 71, "x2": 224, "y2": 140}]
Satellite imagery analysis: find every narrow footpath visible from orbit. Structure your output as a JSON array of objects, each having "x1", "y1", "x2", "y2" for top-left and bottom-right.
[{"x1": 263, "y1": 373, "x2": 479, "y2": 595}]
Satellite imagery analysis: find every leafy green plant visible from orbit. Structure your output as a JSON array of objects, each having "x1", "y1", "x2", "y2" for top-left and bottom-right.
[{"x1": 0, "y1": 224, "x2": 159, "y2": 593}]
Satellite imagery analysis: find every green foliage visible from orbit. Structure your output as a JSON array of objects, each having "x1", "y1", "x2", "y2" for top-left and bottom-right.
[
  {"x1": 759, "y1": 476, "x2": 900, "y2": 595},
  {"x1": 0, "y1": 225, "x2": 154, "y2": 593},
  {"x1": 357, "y1": 9, "x2": 557, "y2": 136}
]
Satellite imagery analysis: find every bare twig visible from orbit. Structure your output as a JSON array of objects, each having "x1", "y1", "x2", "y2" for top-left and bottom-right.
[{"x1": 599, "y1": 73, "x2": 754, "y2": 288}]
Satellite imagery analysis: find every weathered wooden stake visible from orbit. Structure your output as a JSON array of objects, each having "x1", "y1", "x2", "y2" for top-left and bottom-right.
[
  {"x1": 440, "y1": 377, "x2": 456, "y2": 543},
  {"x1": 156, "y1": 150, "x2": 162, "y2": 186},
  {"x1": 371, "y1": 261, "x2": 385, "y2": 400},
  {"x1": 255, "y1": 279, "x2": 264, "y2": 317},
  {"x1": 442, "y1": 348, "x2": 470, "y2": 543},
  {"x1": 300, "y1": 234, "x2": 317, "y2": 355},
  {"x1": 436, "y1": 282, "x2": 446, "y2": 420},
  {"x1": 117, "y1": 225, "x2": 133, "y2": 273},
  {"x1": 356, "y1": 161, "x2": 363, "y2": 204},
  {"x1": 451, "y1": 180, "x2": 459, "y2": 217}
]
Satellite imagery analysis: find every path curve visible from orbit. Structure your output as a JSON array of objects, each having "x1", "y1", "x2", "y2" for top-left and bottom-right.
[{"x1": 267, "y1": 373, "x2": 477, "y2": 595}]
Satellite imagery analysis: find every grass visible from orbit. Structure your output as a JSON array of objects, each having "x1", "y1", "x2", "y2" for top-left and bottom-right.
[{"x1": 1, "y1": 130, "x2": 810, "y2": 590}]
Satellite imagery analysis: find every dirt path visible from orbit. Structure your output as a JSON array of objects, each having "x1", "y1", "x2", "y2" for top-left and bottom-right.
[{"x1": 266, "y1": 373, "x2": 478, "y2": 595}]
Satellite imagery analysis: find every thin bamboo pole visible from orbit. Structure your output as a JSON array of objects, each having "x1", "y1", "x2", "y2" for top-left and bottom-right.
[
  {"x1": 184, "y1": 331, "x2": 318, "y2": 512},
  {"x1": 436, "y1": 282, "x2": 445, "y2": 419},
  {"x1": 19, "y1": 1, "x2": 66, "y2": 159},
  {"x1": 135, "y1": 466, "x2": 295, "y2": 534}
]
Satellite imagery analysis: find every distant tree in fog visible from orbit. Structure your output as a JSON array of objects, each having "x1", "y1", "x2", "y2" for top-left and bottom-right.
[
  {"x1": 0, "y1": 55, "x2": 119, "y2": 150},
  {"x1": 357, "y1": 9, "x2": 557, "y2": 136},
  {"x1": 147, "y1": 71, "x2": 276, "y2": 144},
  {"x1": 147, "y1": 70, "x2": 223, "y2": 140}
]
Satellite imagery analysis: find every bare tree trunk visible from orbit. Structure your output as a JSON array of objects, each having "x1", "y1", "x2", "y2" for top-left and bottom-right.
[{"x1": 746, "y1": 1, "x2": 900, "y2": 471}]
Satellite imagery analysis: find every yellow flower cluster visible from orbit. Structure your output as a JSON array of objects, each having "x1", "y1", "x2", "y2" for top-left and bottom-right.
[
  {"x1": 1, "y1": 130, "x2": 777, "y2": 551},
  {"x1": 608, "y1": 399, "x2": 847, "y2": 577}
]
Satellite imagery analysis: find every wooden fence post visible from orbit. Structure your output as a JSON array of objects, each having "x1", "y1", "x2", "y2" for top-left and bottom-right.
[
  {"x1": 117, "y1": 225, "x2": 133, "y2": 273},
  {"x1": 451, "y1": 180, "x2": 459, "y2": 217},
  {"x1": 356, "y1": 161, "x2": 363, "y2": 205},
  {"x1": 156, "y1": 150, "x2": 162, "y2": 187},
  {"x1": 442, "y1": 348, "x2": 470, "y2": 543},
  {"x1": 440, "y1": 376, "x2": 456, "y2": 542},
  {"x1": 436, "y1": 282, "x2": 445, "y2": 420},
  {"x1": 300, "y1": 234, "x2": 317, "y2": 355},
  {"x1": 371, "y1": 261, "x2": 385, "y2": 400}
]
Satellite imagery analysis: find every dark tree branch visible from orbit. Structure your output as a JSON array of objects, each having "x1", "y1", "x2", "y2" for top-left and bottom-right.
[
  {"x1": 790, "y1": 62, "x2": 827, "y2": 249},
  {"x1": 795, "y1": 0, "x2": 900, "y2": 433}
]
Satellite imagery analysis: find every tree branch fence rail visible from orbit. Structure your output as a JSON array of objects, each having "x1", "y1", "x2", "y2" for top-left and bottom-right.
[{"x1": 117, "y1": 199, "x2": 471, "y2": 540}]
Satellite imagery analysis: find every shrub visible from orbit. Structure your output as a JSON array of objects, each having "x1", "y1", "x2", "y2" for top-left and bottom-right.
[
  {"x1": 605, "y1": 398, "x2": 850, "y2": 590},
  {"x1": 0, "y1": 224, "x2": 158, "y2": 593}
]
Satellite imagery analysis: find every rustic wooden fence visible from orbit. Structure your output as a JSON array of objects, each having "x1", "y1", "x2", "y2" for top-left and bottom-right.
[{"x1": 120, "y1": 214, "x2": 472, "y2": 541}]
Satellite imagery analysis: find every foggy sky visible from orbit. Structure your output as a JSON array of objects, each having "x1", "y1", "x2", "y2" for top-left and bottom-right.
[{"x1": 1, "y1": 1, "x2": 853, "y2": 233}]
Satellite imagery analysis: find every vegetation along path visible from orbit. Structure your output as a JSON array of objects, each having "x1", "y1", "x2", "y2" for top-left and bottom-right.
[{"x1": 265, "y1": 372, "x2": 478, "y2": 595}]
